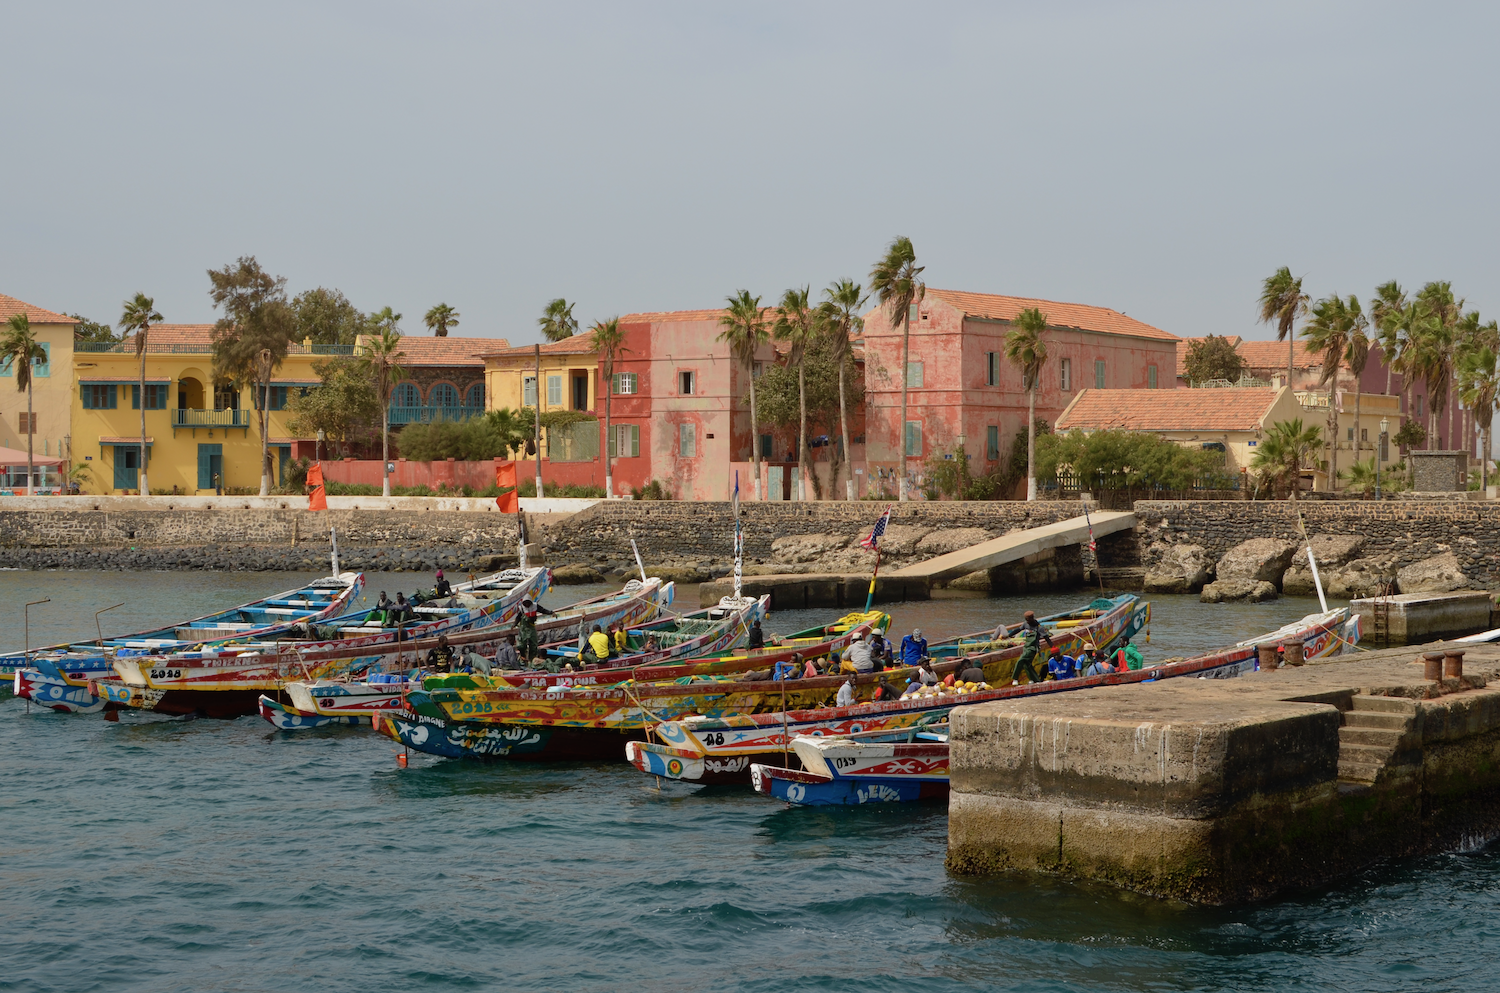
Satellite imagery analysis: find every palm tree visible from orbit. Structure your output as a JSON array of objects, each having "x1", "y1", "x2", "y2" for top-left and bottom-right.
[
  {"x1": 538, "y1": 299, "x2": 578, "y2": 342},
  {"x1": 774, "y1": 286, "x2": 815, "y2": 501},
  {"x1": 118, "y1": 293, "x2": 163, "y2": 495},
  {"x1": 1005, "y1": 307, "x2": 1050, "y2": 501},
  {"x1": 1, "y1": 314, "x2": 47, "y2": 495},
  {"x1": 868, "y1": 237, "x2": 925, "y2": 502},
  {"x1": 1416, "y1": 281, "x2": 1461, "y2": 448},
  {"x1": 358, "y1": 325, "x2": 406, "y2": 496},
  {"x1": 1345, "y1": 307, "x2": 1371, "y2": 470},
  {"x1": 1337, "y1": 457, "x2": 1380, "y2": 498},
  {"x1": 1302, "y1": 293, "x2": 1362, "y2": 488},
  {"x1": 589, "y1": 317, "x2": 626, "y2": 498},
  {"x1": 1257, "y1": 267, "x2": 1309, "y2": 389},
  {"x1": 1369, "y1": 280, "x2": 1407, "y2": 397},
  {"x1": 1251, "y1": 418, "x2": 1323, "y2": 502},
  {"x1": 718, "y1": 290, "x2": 770, "y2": 500},
  {"x1": 1458, "y1": 342, "x2": 1499, "y2": 492},
  {"x1": 423, "y1": 303, "x2": 460, "y2": 337},
  {"x1": 819, "y1": 278, "x2": 867, "y2": 500}
]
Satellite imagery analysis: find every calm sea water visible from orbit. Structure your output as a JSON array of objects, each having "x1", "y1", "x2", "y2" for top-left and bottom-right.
[{"x1": 4, "y1": 570, "x2": 1499, "y2": 992}]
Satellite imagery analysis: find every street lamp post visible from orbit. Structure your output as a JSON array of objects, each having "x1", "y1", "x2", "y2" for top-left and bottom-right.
[
  {"x1": 1377, "y1": 417, "x2": 1389, "y2": 499},
  {"x1": 316, "y1": 429, "x2": 326, "y2": 464}
]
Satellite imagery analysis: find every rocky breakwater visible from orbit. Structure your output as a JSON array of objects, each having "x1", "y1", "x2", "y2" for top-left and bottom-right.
[
  {"x1": 946, "y1": 642, "x2": 1500, "y2": 904},
  {"x1": 1136, "y1": 500, "x2": 1500, "y2": 602}
]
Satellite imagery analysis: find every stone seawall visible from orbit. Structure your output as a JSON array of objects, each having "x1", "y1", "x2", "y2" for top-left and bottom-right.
[{"x1": 0, "y1": 508, "x2": 520, "y2": 572}]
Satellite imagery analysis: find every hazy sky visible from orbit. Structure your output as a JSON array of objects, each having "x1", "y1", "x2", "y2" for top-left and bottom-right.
[{"x1": 5, "y1": 2, "x2": 1497, "y2": 346}]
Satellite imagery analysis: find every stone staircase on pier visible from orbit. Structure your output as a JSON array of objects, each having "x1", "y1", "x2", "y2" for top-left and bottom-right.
[{"x1": 1337, "y1": 695, "x2": 1419, "y2": 784}]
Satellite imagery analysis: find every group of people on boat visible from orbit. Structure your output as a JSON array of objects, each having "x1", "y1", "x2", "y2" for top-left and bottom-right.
[{"x1": 1006, "y1": 609, "x2": 1143, "y2": 685}]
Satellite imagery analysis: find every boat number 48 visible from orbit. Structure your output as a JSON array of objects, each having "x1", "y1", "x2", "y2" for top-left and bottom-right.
[
  {"x1": 702, "y1": 732, "x2": 727, "y2": 746},
  {"x1": 150, "y1": 669, "x2": 185, "y2": 680}
]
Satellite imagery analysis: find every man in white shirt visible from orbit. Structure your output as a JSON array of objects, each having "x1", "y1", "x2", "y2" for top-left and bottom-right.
[
  {"x1": 841, "y1": 634, "x2": 875, "y2": 673},
  {"x1": 835, "y1": 676, "x2": 857, "y2": 707}
]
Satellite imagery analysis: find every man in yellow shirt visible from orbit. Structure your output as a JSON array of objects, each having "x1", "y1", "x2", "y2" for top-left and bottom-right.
[{"x1": 586, "y1": 624, "x2": 611, "y2": 665}]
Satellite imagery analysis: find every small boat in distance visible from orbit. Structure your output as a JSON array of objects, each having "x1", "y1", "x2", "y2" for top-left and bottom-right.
[{"x1": 749, "y1": 724, "x2": 951, "y2": 806}]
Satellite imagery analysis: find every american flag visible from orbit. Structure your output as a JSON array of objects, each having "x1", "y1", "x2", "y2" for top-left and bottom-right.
[{"x1": 859, "y1": 506, "x2": 893, "y2": 550}]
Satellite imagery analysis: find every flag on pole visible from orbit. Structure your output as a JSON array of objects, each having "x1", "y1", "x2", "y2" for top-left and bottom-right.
[
  {"x1": 732, "y1": 472, "x2": 743, "y2": 601},
  {"x1": 859, "y1": 505, "x2": 892, "y2": 550},
  {"x1": 306, "y1": 461, "x2": 327, "y2": 512},
  {"x1": 494, "y1": 460, "x2": 519, "y2": 513}
]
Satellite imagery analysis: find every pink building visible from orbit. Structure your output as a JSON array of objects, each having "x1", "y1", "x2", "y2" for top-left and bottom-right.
[{"x1": 861, "y1": 289, "x2": 1180, "y2": 496}]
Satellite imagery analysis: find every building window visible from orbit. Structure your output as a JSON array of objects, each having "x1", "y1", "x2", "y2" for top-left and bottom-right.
[
  {"x1": 429, "y1": 383, "x2": 459, "y2": 408},
  {"x1": 131, "y1": 384, "x2": 169, "y2": 410},
  {"x1": 679, "y1": 370, "x2": 694, "y2": 395},
  {"x1": 465, "y1": 382, "x2": 485, "y2": 408},
  {"x1": 250, "y1": 386, "x2": 293, "y2": 411},
  {"x1": 82, "y1": 384, "x2": 117, "y2": 409},
  {"x1": 113, "y1": 444, "x2": 141, "y2": 491},
  {"x1": 1415, "y1": 395, "x2": 1424, "y2": 419},
  {"x1": 214, "y1": 381, "x2": 240, "y2": 410},
  {"x1": 908, "y1": 303, "x2": 918, "y2": 324},
  {"x1": 1361, "y1": 428, "x2": 1368, "y2": 442},
  {"x1": 905, "y1": 362, "x2": 923, "y2": 388},
  {"x1": 986, "y1": 425, "x2": 1000, "y2": 461},
  {"x1": 608, "y1": 424, "x2": 640, "y2": 458},
  {"x1": 1060, "y1": 358, "x2": 1071, "y2": 392},
  {"x1": 392, "y1": 382, "x2": 421, "y2": 408},
  {"x1": 613, "y1": 372, "x2": 637, "y2": 395},
  {"x1": 904, "y1": 420, "x2": 922, "y2": 457},
  {"x1": 752, "y1": 361, "x2": 765, "y2": 379},
  {"x1": 523, "y1": 376, "x2": 537, "y2": 408},
  {"x1": 18, "y1": 412, "x2": 36, "y2": 435},
  {"x1": 760, "y1": 433, "x2": 773, "y2": 459},
  {"x1": 1094, "y1": 359, "x2": 1106, "y2": 389},
  {"x1": 1148, "y1": 364, "x2": 1158, "y2": 389},
  {"x1": 546, "y1": 374, "x2": 563, "y2": 407},
  {"x1": 986, "y1": 352, "x2": 999, "y2": 387},
  {"x1": 679, "y1": 422, "x2": 696, "y2": 457}
]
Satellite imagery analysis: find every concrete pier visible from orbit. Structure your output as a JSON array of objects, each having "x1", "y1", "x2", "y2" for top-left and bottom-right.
[
  {"x1": 697, "y1": 573, "x2": 930, "y2": 609},
  {"x1": 1350, "y1": 591, "x2": 1494, "y2": 644},
  {"x1": 947, "y1": 643, "x2": 1500, "y2": 905}
]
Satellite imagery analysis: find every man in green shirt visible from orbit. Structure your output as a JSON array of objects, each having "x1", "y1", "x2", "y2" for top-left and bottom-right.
[
  {"x1": 1012, "y1": 610, "x2": 1051, "y2": 685},
  {"x1": 1114, "y1": 636, "x2": 1144, "y2": 672}
]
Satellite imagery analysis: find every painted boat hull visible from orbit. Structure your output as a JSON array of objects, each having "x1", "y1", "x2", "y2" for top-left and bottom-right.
[
  {"x1": 639, "y1": 608, "x2": 1356, "y2": 783},
  {"x1": 376, "y1": 708, "x2": 640, "y2": 761},
  {"x1": 427, "y1": 596, "x2": 1139, "y2": 731},
  {"x1": 379, "y1": 597, "x2": 1144, "y2": 762},
  {"x1": 12, "y1": 668, "x2": 108, "y2": 714},
  {"x1": 258, "y1": 696, "x2": 362, "y2": 730},
  {"x1": 749, "y1": 765, "x2": 949, "y2": 805}
]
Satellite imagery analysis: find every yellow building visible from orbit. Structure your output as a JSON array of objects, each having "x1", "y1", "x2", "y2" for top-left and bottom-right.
[
  {"x1": 71, "y1": 324, "x2": 331, "y2": 494},
  {"x1": 482, "y1": 339, "x2": 600, "y2": 461},
  {"x1": 0, "y1": 293, "x2": 78, "y2": 482}
]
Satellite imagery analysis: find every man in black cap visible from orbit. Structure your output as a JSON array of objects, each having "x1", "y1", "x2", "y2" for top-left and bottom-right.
[{"x1": 515, "y1": 597, "x2": 554, "y2": 665}]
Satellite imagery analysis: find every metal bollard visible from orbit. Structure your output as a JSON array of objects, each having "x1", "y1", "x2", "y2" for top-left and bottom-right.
[
  {"x1": 1444, "y1": 650, "x2": 1466, "y2": 680},
  {"x1": 1258, "y1": 644, "x2": 1279, "y2": 671},
  {"x1": 1285, "y1": 641, "x2": 1305, "y2": 667},
  {"x1": 1423, "y1": 652, "x2": 1445, "y2": 681}
]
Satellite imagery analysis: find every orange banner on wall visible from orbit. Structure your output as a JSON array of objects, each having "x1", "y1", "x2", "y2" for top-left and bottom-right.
[
  {"x1": 307, "y1": 461, "x2": 327, "y2": 511},
  {"x1": 495, "y1": 461, "x2": 518, "y2": 513}
]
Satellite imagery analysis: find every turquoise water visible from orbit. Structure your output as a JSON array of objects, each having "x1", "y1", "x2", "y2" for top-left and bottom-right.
[{"x1": 4, "y1": 571, "x2": 1498, "y2": 992}]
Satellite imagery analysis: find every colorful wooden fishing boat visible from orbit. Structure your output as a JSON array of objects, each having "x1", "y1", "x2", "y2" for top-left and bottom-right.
[
  {"x1": 375, "y1": 595, "x2": 1142, "y2": 763},
  {"x1": 628, "y1": 607, "x2": 1359, "y2": 785},
  {"x1": 749, "y1": 726, "x2": 951, "y2": 806},
  {"x1": 273, "y1": 579, "x2": 676, "y2": 727},
  {"x1": 257, "y1": 695, "x2": 362, "y2": 730},
  {"x1": 1, "y1": 572, "x2": 366, "y2": 688}
]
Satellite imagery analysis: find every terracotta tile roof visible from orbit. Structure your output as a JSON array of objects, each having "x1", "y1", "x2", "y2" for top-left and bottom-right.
[
  {"x1": 1236, "y1": 339, "x2": 1322, "y2": 370},
  {"x1": 619, "y1": 308, "x2": 734, "y2": 324},
  {"x1": 908, "y1": 289, "x2": 1178, "y2": 342},
  {"x1": 1057, "y1": 387, "x2": 1284, "y2": 433},
  {"x1": 120, "y1": 324, "x2": 215, "y2": 349},
  {"x1": 0, "y1": 293, "x2": 76, "y2": 325},
  {"x1": 356, "y1": 334, "x2": 504, "y2": 366},
  {"x1": 482, "y1": 337, "x2": 598, "y2": 360},
  {"x1": 1174, "y1": 335, "x2": 1243, "y2": 378}
]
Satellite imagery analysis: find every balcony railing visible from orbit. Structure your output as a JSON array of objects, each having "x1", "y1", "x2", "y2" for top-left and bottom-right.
[
  {"x1": 173, "y1": 408, "x2": 253, "y2": 428},
  {"x1": 389, "y1": 405, "x2": 485, "y2": 425}
]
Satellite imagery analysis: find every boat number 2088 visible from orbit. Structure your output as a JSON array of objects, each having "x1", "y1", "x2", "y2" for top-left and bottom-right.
[{"x1": 149, "y1": 669, "x2": 185, "y2": 680}]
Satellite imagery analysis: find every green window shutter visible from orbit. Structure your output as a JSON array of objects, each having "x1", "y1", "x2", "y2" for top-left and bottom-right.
[
  {"x1": 904, "y1": 421, "x2": 922, "y2": 456},
  {"x1": 131, "y1": 385, "x2": 140, "y2": 409},
  {"x1": 986, "y1": 425, "x2": 1000, "y2": 460},
  {"x1": 1094, "y1": 359, "x2": 1106, "y2": 389},
  {"x1": 608, "y1": 426, "x2": 617, "y2": 458},
  {"x1": 630, "y1": 425, "x2": 639, "y2": 457},
  {"x1": 905, "y1": 362, "x2": 923, "y2": 388}
]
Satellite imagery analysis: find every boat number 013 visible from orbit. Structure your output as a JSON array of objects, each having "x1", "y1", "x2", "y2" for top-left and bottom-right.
[{"x1": 149, "y1": 669, "x2": 185, "y2": 680}]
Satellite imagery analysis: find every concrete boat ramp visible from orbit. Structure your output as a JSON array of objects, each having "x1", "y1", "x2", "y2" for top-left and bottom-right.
[
  {"x1": 947, "y1": 640, "x2": 1500, "y2": 905},
  {"x1": 699, "y1": 510, "x2": 1135, "y2": 607}
]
